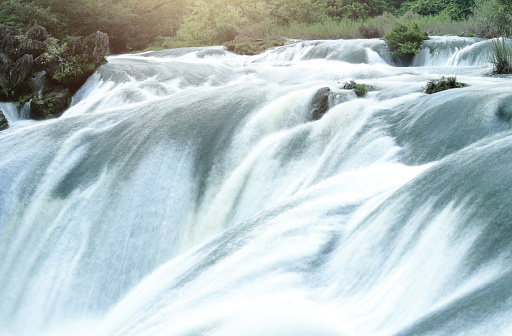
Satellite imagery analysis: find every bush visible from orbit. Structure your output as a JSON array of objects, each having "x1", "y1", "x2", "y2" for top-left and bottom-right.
[
  {"x1": 342, "y1": 80, "x2": 373, "y2": 97},
  {"x1": 39, "y1": 43, "x2": 97, "y2": 86},
  {"x1": 358, "y1": 23, "x2": 383, "y2": 38},
  {"x1": 473, "y1": 0, "x2": 512, "y2": 38},
  {"x1": 489, "y1": 37, "x2": 512, "y2": 74},
  {"x1": 383, "y1": 21, "x2": 429, "y2": 60},
  {"x1": 423, "y1": 76, "x2": 466, "y2": 94}
]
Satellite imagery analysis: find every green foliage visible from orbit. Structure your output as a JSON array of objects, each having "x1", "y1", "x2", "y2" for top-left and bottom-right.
[
  {"x1": 269, "y1": 0, "x2": 328, "y2": 25},
  {"x1": 326, "y1": 0, "x2": 388, "y2": 20},
  {"x1": 0, "y1": 0, "x2": 489, "y2": 52},
  {"x1": 489, "y1": 38, "x2": 512, "y2": 74},
  {"x1": 224, "y1": 36, "x2": 286, "y2": 55},
  {"x1": 32, "y1": 0, "x2": 185, "y2": 52},
  {"x1": 0, "y1": 0, "x2": 58, "y2": 31},
  {"x1": 384, "y1": 21, "x2": 429, "y2": 59},
  {"x1": 423, "y1": 76, "x2": 466, "y2": 94},
  {"x1": 358, "y1": 23, "x2": 383, "y2": 38},
  {"x1": 39, "y1": 43, "x2": 96, "y2": 86},
  {"x1": 173, "y1": 0, "x2": 258, "y2": 46},
  {"x1": 473, "y1": 0, "x2": 512, "y2": 37},
  {"x1": 342, "y1": 80, "x2": 373, "y2": 97},
  {"x1": 399, "y1": 0, "x2": 475, "y2": 20}
]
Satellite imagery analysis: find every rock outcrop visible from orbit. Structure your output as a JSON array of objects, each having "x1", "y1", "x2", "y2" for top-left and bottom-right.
[
  {"x1": 67, "y1": 31, "x2": 109, "y2": 65},
  {"x1": 311, "y1": 87, "x2": 331, "y2": 120},
  {"x1": 0, "y1": 22, "x2": 109, "y2": 120},
  {"x1": 0, "y1": 109, "x2": 8, "y2": 131}
]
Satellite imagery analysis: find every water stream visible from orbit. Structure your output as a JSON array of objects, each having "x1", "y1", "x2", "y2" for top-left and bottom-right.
[{"x1": 1, "y1": 37, "x2": 511, "y2": 336}]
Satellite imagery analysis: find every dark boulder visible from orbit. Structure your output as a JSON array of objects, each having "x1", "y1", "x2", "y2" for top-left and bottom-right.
[
  {"x1": 0, "y1": 53, "x2": 8, "y2": 89},
  {"x1": 311, "y1": 87, "x2": 331, "y2": 120},
  {"x1": 20, "y1": 39, "x2": 46, "y2": 58},
  {"x1": 10, "y1": 54, "x2": 34, "y2": 89},
  {"x1": 0, "y1": 27, "x2": 21, "y2": 60},
  {"x1": 0, "y1": 109, "x2": 8, "y2": 131},
  {"x1": 26, "y1": 23, "x2": 49, "y2": 42}
]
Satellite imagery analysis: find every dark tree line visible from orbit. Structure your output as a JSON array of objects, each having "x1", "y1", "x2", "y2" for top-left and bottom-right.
[{"x1": 0, "y1": 0, "x2": 487, "y2": 52}]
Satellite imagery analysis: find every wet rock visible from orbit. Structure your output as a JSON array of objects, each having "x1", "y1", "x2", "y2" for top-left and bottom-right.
[
  {"x1": 30, "y1": 86, "x2": 72, "y2": 120},
  {"x1": 0, "y1": 109, "x2": 8, "y2": 131},
  {"x1": 10, "y1": 54, "x2": 34, "y2": 89},
  {"x1": 311, "y1": 87, "x2": 331, "y2": 120}
]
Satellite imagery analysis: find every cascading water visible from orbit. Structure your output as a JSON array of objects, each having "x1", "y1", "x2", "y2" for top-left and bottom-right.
[{"x1": 1, "y1": 37, "x2": 512, "y2": 336}]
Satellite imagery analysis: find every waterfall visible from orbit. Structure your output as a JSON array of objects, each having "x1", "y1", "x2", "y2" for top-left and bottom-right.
[{"x1": 1, "y1": 37, "x2": 512, "y2": 336}]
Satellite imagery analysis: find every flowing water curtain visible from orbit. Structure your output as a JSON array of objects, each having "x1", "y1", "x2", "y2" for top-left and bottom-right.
[{"x1": 1, "y1": 37, "x2": 512, "y2": 335}]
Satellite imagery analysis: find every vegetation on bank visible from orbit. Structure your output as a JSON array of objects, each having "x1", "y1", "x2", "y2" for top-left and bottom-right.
[
  {"x1": 0, "y1": 23, "x2": 109, "y2": 119},
  {"x1": 0, "y1": 0, "x2": 508, "y2": 54}
]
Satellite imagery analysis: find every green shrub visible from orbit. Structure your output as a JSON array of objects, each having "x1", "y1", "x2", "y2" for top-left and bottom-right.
[
  {"x1": 39, "y1": 43, "x2": 96, "y2": 86},
  {"x1": 489, "y1": 37, "x2": 512, "y2": 74},
  {"x1": 424, "y1": 76, "x2": 466, "y2": 94},
  {"x1": 358, "y1": 23, "x2": 383, "y2": 38},
  {"x1": 342, "y1": 80, "x2": 373, "y2": 97},
  {"x1": 383, "y1": 21, "x2": 429, "y2": 59},
  {"x1": 472, "y1": 0, "x2": 512, "y2": 38}
]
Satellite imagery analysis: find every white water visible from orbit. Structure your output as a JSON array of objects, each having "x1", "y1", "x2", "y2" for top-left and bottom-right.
[{"x1": 1, "y1": 37, "x2": 512, "y2": 336}]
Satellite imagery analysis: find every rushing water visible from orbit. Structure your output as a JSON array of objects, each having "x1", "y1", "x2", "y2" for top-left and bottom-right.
[{"x1": 1, "y1": 37, "x2": 512, "y2": 335}]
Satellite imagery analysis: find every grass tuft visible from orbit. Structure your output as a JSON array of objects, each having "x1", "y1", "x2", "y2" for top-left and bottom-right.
[
  {"x1": 342, "y1": 80, "x2": 373, "y2": 97},
  {"x1": 424, "y1": 76, "x2": 466, "y2": 94},
  {"x1": 489, "y1": 37, "x2": 512, "y2": 75}
]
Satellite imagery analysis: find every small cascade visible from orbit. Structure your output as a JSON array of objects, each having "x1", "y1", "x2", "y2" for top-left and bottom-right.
[
  {"x1": 412, "y1": 36, "x2": 492, "y2": 67},
  {"x1": 255, "y1": 39, "x2": 391, "y2": 64},
  {"x1": 19, "y1": 102, "x2": 30, "y2": 119}
]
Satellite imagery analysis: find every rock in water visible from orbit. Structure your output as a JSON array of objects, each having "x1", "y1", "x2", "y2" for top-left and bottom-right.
[
  {"x1": 311, "y1": 87, "x2": 331, "y2": 120},
  {"x1": 0, "y1": 109, "x2": 8, "y2": 131}
]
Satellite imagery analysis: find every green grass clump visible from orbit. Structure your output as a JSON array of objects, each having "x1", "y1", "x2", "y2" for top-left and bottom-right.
[
  {"x1": 342, "y1": 80, "x2": 373, "y2": 97},
  {"x1": 489, "y1": 37, "x2": 512, "y2": 75},
  {"x1": 424, "y1": 76, "x2": 466, "y2": 94}
]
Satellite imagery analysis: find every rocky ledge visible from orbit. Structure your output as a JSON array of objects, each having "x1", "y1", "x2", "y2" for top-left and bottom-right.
[{"x1": 0, "y1": 22, "x2": 109, "y2": 122}]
